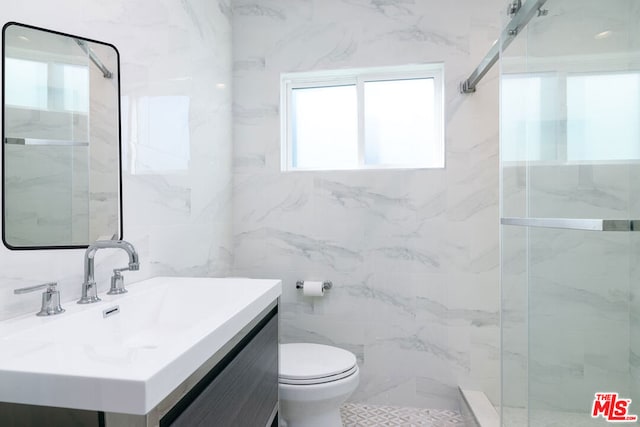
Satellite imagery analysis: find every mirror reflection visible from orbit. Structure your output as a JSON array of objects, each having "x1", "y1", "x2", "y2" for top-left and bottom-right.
[{"x1": 2, "y1": 23, "x2": 122, "y2": 249}]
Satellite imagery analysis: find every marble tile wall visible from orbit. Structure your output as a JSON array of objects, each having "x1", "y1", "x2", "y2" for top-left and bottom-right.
[
  {"x1": 4, "y1": 144, "x2": 76, "y2": 246},
  {"x1": 87, "y1": 43, "x2": 120, "y2": 243},
  {"x1": 0, "y1": 0, "x2": 233, "y2": 319},
  {"x1": 231, "y1": 0, "x2": 503, "y2": 409},
  {"x1": 503, "y1": 164, "x2": 637, "y2": 421}
]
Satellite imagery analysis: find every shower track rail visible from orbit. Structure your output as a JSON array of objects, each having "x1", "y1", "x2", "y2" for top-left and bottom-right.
[
  {"x1": 500, "y1": 217, "x2": 639, "y2": 232},
  {"x1": 4, "y1": 137, "x2": 89, "y2": 147},
  {"x1": 460, "y1": 0, "x2": 548, "y2": 93}
]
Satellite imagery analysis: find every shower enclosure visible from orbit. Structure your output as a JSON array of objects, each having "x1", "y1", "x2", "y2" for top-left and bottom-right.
[{"x1": 500, "y1": 0, "x2": 640, "y2": 425}]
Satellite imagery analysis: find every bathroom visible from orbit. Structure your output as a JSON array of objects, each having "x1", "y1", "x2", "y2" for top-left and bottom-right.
[{"x1": 0, "y1": 0, "x2": 637, "y2": 426}]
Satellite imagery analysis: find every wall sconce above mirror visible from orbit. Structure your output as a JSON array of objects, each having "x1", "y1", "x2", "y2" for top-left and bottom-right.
[{"x1": 2, "y1": 22, "x2": 122, "y2": 249}]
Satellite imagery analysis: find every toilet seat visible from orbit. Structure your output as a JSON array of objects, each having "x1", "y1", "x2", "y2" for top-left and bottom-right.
[
  {"x1": 279, "y1": 343, "x2": 357, "y2": 385},
  {"x1": 279, "y1": 364, "x2": 358, "y2": 385}
]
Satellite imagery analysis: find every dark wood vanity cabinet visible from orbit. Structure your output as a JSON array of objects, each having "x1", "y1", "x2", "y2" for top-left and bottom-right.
[
  {"x1": 162, "y1": 307, "x2": 278, "y2": 427},
  {"x1": 0, "y1": 304, "x2": 279, "y2": 427}
]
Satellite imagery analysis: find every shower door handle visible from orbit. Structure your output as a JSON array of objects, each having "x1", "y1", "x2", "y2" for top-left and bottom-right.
[{"x1": 500, "y1": 217, "x2": 637, "y2": 231}]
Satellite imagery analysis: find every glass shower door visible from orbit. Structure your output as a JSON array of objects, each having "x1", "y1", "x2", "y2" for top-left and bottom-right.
[{"x1": 500, "y1": 0, "x2": 640, "y2": 425}]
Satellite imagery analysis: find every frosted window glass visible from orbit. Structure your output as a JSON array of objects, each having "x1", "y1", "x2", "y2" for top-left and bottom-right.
[
  {"x1": 292, "y1": 85, "x2": 358, "y2": 169},
  {"x1": 501, "y1": 75, "x2": 561, "y2": 162},
  {"x1": 5, "y1": 58, "x2": 48, "y2": 109},
  {"x1": 502, "y1": 77, "x2": 541, "y2": 162},
  {"x1": 62, "y1": 65, "x2": 89, "y2": 112},
  {"x1": 364, "y1": 78, "x2": 441, "y2": 167},
  {"x1": 567, "y1": 73, "x2": 640, "y2": 161}
]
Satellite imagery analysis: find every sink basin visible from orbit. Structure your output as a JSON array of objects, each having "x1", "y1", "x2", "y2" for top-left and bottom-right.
[{"x1": 0, "y1": 276, "x2": 281, "y2": 414}]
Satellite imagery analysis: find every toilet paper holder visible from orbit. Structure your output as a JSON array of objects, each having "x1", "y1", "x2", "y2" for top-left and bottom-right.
[{"x1": 296, "y1": 280, "x2": 333, "y2": 291}]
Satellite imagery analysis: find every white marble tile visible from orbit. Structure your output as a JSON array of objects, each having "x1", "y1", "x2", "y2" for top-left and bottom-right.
[
  {"x1": 234, "y1": 172, "x2": 315, "y2": 231},
  {"x1": 231, "y1": 0, "x2": 504, "y2": 410},
  {"x1": 529, "y1": 165, "x2": 631, "y2": 219},
  {"x1": 0, "y1": 0, "x2": 233, "y2": 320}
]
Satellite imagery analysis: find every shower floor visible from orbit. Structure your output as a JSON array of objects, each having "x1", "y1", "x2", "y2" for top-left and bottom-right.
[{"x1": 340, "y1": 403, "x2": 465, "y2": 426}]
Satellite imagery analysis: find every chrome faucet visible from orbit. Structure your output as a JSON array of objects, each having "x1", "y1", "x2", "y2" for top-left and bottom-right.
[
  {"x1": 78, "y1": 240, "x2": 139, "y2": 304},
  {"x1": 14, "y1": 282, "x2": 65, "y2": 316}
]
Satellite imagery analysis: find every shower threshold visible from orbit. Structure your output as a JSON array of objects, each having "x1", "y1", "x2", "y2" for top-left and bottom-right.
[{"x1": 458, "y1": 388, "x2": 499, "y2": 427}]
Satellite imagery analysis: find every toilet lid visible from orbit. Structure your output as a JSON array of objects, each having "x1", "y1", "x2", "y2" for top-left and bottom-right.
[{"x1": 279, "y1": 343, "x2": 357, "y2": 382}]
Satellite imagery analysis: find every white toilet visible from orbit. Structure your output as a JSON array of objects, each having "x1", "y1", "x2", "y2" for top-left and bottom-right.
[{"x1": 279, "y1": 343, "x2": 360, "y2": 427}]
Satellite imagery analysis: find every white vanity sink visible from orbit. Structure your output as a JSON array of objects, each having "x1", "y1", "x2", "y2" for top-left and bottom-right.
[{"x1": 0, "y1": 277, "x2": 281, "y2": 415}]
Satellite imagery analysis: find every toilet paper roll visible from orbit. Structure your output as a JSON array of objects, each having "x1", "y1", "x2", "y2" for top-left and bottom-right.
[{"x1": 302, "y1": 281, "x2": 324, "y2": 297}]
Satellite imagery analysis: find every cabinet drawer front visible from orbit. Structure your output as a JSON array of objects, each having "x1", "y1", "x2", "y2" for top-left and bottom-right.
[{"x1": 164, "y1": 309, "x2": 278, "y2": 427}]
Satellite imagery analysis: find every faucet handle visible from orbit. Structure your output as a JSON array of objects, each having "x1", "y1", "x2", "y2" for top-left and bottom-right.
[
  {"x1": 107, "y1": 267, "x2": 129, "y2": 295},
  {"x1": 14, "y1": 281, "x2": 58, "y2": 295},
  {"x1": 14, "y1": 282, "x2": 65, "y2": 316}
]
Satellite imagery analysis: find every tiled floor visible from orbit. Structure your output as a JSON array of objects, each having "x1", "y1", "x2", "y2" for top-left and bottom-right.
[{"x1": 341, "y1": 403, "x2": 465, "y2": 426}]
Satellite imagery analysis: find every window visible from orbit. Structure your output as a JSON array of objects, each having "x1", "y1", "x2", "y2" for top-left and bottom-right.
[
  {"x1": 61, "y1": 64, "x2": 89, "y2": 112},
  {"x1": 501, "y1": 71, "x2": 640, "y2": 163},
  {"x1": 5, "y1": 58, "x2": 48, "y2": 109},
  {"x1": 567, "y1": 73, "x2": 640, "y2": 161},
  {"x1": 281, "y1": 64, "x2": 444, "y2": 171},
  {"x1": 501, "y1": 74, "x2": 561, "y2": 162},
  {"x1": 5, "y1": 57, "x2": 89, "y2": 113}
]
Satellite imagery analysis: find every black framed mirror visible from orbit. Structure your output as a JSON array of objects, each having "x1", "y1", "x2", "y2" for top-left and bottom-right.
[{"x1": 2, "y1": 22, "x2": 122, "y2": 250}]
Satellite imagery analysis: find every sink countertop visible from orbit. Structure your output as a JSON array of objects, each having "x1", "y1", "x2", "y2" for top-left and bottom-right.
[{"x1": 0, "y1": 276, "x2": 281, "y2": 414}]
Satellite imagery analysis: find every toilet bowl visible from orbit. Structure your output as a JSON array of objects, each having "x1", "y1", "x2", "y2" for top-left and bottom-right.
[{"x1": 279, "y1": 343, "x2": 359, "y2": 427}]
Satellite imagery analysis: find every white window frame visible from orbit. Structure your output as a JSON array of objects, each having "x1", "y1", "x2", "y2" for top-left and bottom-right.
[{"x1": 280, "y1": 63, "x2": 445, "y2": 171}]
